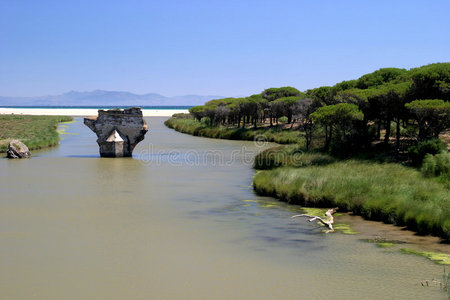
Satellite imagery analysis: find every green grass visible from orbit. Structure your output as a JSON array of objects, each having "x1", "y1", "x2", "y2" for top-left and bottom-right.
[
  {"x1": 254, "y1": 145, "x2": 336, "y2": 169},
  {"x1": 165, "y1": 114, "x2": 304, "y2": 144},
  {"x1": 253, "y1": 160, "x2": 450, "y2": 240},
  {"x1": 0, "y1": 115, "x2": 73, "y2": 152}
]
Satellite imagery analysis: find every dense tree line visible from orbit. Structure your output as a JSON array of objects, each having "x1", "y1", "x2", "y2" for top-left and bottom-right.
[
  {"x1": 189, "y1": 87, "x2": 308, "y2": 128},
  {"x1": 188, "y1": 63, "x2": 450, "y2": 155}
]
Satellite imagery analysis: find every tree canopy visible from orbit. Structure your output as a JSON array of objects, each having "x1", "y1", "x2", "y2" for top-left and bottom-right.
[
  {"x1": 356, "y1": 68, "x2": 408, "y2": 89},
  {"x1": 406, "y1": 99, "x2": 450, "y2": 140},
  {"x1": 261, "y1": 87, "x2": 305, "y2": 102},
  {"x1": 184, "y1": 63, "x2": 450, "y2": 156}
]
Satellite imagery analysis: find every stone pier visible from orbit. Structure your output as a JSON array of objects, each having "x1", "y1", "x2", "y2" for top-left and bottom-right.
[{"x1": 84, "y1": 107, "x2": 148, "y2": 157}]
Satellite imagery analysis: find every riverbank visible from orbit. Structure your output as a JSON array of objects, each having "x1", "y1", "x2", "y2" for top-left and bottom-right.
[
  {"x1": 252, "y1": 146, "x2": 449, "y2": 240},
  {"x1": 253, "y1": 161, "x2": 450, "y2": 240},
  {"x1": 165, "y1": 115, "x2": 450, "y2": 241},
  {"x1": 0, "y1": 115, "x2": 73, "y2": 152},
  {"x1": 164, "y1": 114, "x2": 303, "y2": 144},
  {"x1": 0, "y1": 107, "x2": 189, "y2": 117}
]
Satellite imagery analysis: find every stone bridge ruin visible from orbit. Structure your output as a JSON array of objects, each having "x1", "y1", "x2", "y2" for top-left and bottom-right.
[{"x1": 84, "y1": 107, "x2": 148, "y2": 157}]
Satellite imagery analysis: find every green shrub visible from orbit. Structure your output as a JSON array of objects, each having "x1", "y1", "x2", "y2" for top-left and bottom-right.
[
  {"x1": 171, "y1": 113, "x2": 192, "y2": 119},
  {"x1": 279, "y1": 116, "x2": 288, "y2": 123},
  {"x1": 408, "y1": 138, "x2": 447, "y2": 165},
  {"x1": 401, "y1": 126, "x2": 418, "y2": 138},
  {"x1": 421, "y1": 152, "x2": 450, "y2": 177},
  {"x1": 390, "y1": 124, "x2": 415, "y2": 137},
  {"x1": 200, "y1": 117, "x2": 211, "y2": 126}
]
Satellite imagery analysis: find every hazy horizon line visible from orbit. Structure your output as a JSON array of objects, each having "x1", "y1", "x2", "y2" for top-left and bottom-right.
[{"x1": 0, "y1": 89, "x2": 229, "y2": 99}]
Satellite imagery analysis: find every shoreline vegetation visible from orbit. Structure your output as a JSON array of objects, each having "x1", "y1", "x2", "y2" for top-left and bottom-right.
[
  {"x1": 165, "y1": 115, "x2": 303, "y2": 144},
  {"x1": 253, "y1": 148, "x2": 449, "y2": 239},
  {"x1": 0, "y1": 115, "x2": 73, "y2": 153},
  {"x1": 165, "y1": 63, "x2": 450, "y2": 240}
]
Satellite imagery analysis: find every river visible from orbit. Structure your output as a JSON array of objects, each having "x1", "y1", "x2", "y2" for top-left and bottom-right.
[{"x1": 0, "y1": 117, "x2": 448, "y2": 299}]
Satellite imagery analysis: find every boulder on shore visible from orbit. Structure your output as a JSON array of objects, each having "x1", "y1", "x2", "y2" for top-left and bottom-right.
[{"x1": 7, "y1": 139, "x2": 31, "y2": 159}]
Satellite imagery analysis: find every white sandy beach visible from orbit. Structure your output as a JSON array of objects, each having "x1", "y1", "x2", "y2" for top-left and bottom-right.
[{"x1": 0, "y1": 107, "x2": 188, "y2": 117}]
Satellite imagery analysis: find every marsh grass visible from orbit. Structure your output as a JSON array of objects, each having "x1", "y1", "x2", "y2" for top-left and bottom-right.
[
  {"x1": 422, "y1": 152, "x2": 450, "y2": 177},
  {"x1": 0, "y1": 115, "x2": 73, "y2": 152},
  {"x1": 254, "y1": 145, "x2": 336, "y2": 169},
  {"x1": 253, "y1": 160, "x2": 450, "y2": 240},
  {"x1": 165, "y1": 115, "x2": 304, "y2": 144}
]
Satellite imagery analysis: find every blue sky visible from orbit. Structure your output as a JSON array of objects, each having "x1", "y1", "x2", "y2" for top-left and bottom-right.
[{"x1": 1, "y1": 0, "x2": 449, "y2": 97}]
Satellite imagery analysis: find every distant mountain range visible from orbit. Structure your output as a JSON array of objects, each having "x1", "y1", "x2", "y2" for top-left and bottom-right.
[{"x1": 0, "y1": 90, "x2": 223, "y2": 106}]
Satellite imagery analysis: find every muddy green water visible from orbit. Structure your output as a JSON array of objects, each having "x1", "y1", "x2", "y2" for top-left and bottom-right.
[{"x1": 1, "y1": 117, "x2": 448, "y2": 299}]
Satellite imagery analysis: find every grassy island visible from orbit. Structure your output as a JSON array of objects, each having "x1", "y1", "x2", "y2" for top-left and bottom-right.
[
  {"x1": 165, "y1": 63, "x2": 450, "y2": 240},
  {"x1": 0, "y1": 115, "x2": 73, "y2": 152}
]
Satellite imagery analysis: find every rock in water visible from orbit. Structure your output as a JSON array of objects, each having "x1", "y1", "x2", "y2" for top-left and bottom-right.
[
  {"x1": 84, "y1": 107, "x2": 148, "y2": 157},
  {"x1": 7, "y1": 140, "x2": 31, "y2": 159}
]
